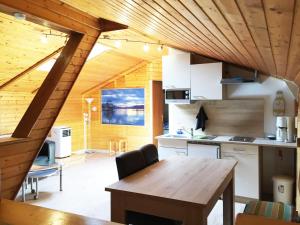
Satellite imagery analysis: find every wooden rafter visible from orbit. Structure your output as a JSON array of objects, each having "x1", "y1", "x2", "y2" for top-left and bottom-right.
[
  {"x1": 0, "y1": 47, "x2": 63, "y2": 90},
  {"x1": 12, "y1": 33, "x2": 83, "y2": 138}
]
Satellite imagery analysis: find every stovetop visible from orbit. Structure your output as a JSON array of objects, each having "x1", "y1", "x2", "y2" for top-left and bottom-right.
[{"x1": 229, "y1": 136, "x2": 255, "y2": 143}]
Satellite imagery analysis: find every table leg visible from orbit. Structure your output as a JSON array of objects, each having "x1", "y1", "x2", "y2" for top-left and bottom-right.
[
  {"x1": 184, "y1": 207, "x2": 206, "y2": 225},
  {"x1": 110, "y1": 193, "x2": 126, "y2": 224},
  {"x1": 34, "y1": 178, "x2": 39, "y2": 200},
  {"x1": 223, "y1": 174, "x2": 235, "y2": 225},
  {"x1": 22, "y1": 181, "x2": 26, "y2": 202},
  {"x1": 60, "y1": 165, "x2": 63, "y2": 191}
]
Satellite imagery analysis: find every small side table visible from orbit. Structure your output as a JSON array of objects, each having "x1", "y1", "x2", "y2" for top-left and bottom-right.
[{"x1": 22, "y1": 163, "x2": 62, "y2": 202}]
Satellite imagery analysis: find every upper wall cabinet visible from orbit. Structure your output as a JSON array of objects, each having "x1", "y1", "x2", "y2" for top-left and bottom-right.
[
  {"x1": 191, "y1": 62, "x2": 225, "y2": 100},
  {"x1": 162, "y1": 53, "x2": 190, "y2": 89}
]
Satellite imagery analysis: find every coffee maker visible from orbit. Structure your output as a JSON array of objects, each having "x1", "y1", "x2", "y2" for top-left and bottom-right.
[{"x1": 276, "y1": 116, "x2": 287, "y2": 142}]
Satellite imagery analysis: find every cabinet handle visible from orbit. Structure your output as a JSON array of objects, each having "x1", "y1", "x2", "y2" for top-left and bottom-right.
[
  {"x1": 233, "y1": 148, "x2": 245, "y2": 152},
  {"x1": 175, "y1": 151, "x2": 186, "y2": 156},
  {"x1": 193, "y1": 96, "x2": 206, "y2": 99}
]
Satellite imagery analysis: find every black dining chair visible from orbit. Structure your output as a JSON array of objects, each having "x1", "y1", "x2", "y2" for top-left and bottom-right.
[
  {"x1": 115, "y1": 148, "x2": 182, "y2": 225},
  {"x1": 139, "y1": 144, "x2": 159, "y2": 166}
]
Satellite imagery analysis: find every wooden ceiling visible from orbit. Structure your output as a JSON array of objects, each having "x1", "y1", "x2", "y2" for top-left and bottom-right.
[
  {"x1": 0, "y1": 12, "x2": 165, "y2": 94},
  {"x1": 60, "y1": 0, "x2": 300, "y2": 84}
]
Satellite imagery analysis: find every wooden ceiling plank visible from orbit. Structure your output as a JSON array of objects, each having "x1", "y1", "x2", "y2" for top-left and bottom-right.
[
  {"x1": 101, "y1": 0, "x2": 206, "y2": 55},
  {"x1": 152, "y1": 0, "x2": 233, "y2": 62},
  {"x1": 0, "y1": 47, "x2": 63, "y2": 90},
  {"x1": 210, "y1": 0, "x2": 269, "y2": 73},
  {"x1": 263, "y1": 0, "x2": 295, "y2": 77},
  {"x1": 180, "y1": 0, "x2": 257, "y2": 69},
  {"x1": 108, "y1": 0, "x2": 214, "y2": 56},
  {"x1": 164, "y1": 0, "x2": 245, "y2": 66},
  {"x1": 284, "y1": 0, "x2": 300, "y2": 80},
  {"x1": 236, "y1": 0, "x2": 277, "y2": 76},
  {"x1": 127, "y1": 0, "x2": 218, "y2": 57}
]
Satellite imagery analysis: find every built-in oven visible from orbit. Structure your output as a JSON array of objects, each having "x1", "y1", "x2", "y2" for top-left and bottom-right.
[{"x1": 165, "y1": 89, "x2": 190, "y2": 104}]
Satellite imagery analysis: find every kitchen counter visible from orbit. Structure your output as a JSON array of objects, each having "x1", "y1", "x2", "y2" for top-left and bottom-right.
[{"x1": 156, "y1": 134, "x2": 297, "y2": 148}]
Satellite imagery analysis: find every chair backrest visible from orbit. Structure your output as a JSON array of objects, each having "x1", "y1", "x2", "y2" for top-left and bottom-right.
[
  {"x1": 115, "y1": 150, "x2": 147, "y2": 180},
  {"x1": 139, "y1": 144, "x2": 159, "y2": 166}
]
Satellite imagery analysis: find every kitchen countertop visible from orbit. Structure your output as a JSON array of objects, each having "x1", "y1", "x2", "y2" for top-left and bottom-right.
[{"x1": 156, "y1": 134, "x2": 297, "y2": 148}]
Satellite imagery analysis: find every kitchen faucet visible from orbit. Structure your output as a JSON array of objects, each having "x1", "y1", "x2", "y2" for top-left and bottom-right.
[{"x1": 181, "y1": 126, "x2": 194, "y2": 138}]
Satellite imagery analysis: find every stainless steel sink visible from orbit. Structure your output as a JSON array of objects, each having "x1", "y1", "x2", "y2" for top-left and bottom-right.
[
  {"x1": 164, "y1": 134, "x2": 188, "y2": 138},
  {"x1": 193, "y1": 135, "x2": 217, "y2": 140}
]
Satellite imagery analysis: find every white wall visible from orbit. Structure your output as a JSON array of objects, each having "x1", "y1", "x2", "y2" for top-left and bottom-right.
[
  {"x1": 227, "y1": 75, "x2": 296, "y2": 135},
  {"x1": 169, "y1": 75, "x2": 297, "y2": 136}
]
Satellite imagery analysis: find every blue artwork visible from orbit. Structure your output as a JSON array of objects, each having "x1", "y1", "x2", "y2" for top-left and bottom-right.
[{"x1": 101, "y1": 88, "x2": 145, "y2": 126}]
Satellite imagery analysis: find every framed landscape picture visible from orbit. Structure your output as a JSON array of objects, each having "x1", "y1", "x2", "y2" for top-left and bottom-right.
[{"x1": 101, "y1": 88, "x2": 145, "y2": 126}]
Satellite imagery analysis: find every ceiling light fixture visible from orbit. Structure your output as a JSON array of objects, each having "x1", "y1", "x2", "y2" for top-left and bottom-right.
[
  {"x1": 40, "y1": 34, "x2": 48, "y2": 44},
  {"x1": 114, "y1": 40, "x2": 122, "y2": 48},
  {"x1": 13, "y1": 12, "x2": 26, "y2": 20},
  {"x1": 99, "y1": 36, "x2": 165, "y2": 53},
  {"x1": 143, "y1": 43, "x2": 149, "y2": 52},
  {"x1": 157, "y1": 45, "x2": 163, "y2": 52}
]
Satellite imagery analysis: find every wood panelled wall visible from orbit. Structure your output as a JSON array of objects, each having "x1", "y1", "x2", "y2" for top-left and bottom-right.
[
  {"x1": 87, "y1": 59, "x2": 162, "y2": 151},
  {"x1": 0, "y1": 92, "x2": 84, "y2": 151},
  {"x1": 0, "y1": 92, "x2": 33, "y2": 135}
]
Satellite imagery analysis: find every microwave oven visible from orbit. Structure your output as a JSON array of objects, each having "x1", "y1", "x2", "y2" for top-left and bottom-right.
[{"x1": 165, "y1": 89, "x2": 190, "y2": 104}]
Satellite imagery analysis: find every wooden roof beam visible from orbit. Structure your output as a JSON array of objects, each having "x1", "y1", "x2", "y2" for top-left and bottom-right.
[{"x1": 0, "y1": 47, "x2": 63, "y2": 90}]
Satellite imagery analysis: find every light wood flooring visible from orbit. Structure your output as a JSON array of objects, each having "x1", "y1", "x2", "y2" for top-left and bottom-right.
[{"x1": 17, "y1": 152, "x2": 245, "y2": 225}]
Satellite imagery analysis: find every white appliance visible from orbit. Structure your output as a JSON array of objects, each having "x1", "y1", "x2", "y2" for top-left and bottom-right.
[
  {"x1": 165, "y1": 89, "x2": 191, "y2": 104},
  {"x1": 187, "y1": 141, "x2": 220, "y2": 159},
  {"x1": 276, "y1": 117, "x2": 287, "y2": 142},
  {"x1": 48, "y1": 126, "x2": 72, "y2": 158},
  {"x1": 286, "y1": 116, "x2": 295, "y2": 142}
]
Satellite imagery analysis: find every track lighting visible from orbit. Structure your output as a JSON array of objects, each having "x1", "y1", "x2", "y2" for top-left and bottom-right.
[
  {"x1": 114, "y1": 40, "x2": 122, "y2": 48},
  {"x1": 143, "y1": 43, "x2": 149, "y2": 52}
]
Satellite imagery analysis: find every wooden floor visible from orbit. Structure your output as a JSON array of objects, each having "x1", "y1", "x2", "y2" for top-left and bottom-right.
[{"x1": 16, "y1": 152, "x2": 245, "y2": 225}]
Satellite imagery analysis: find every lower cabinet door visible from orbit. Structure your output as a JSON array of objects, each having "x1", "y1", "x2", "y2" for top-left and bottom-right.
[
  {"x1": 222, "y1": 152, "x2": 259, "y2": 199},
  {"x1": 158, "y1": 147, "x2": 187, "y2": 160}
]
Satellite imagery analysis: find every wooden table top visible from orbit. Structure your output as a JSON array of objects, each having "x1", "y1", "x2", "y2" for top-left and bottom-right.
[
  {"x1": 0, "y1": 199, "x2": 123, "y2": 225},
  {"x1": 106, "y1": 156, "x2": 237, "y2": 206}
]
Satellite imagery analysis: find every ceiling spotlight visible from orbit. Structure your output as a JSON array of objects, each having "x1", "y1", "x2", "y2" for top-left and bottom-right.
[
  {"x1": 40, "y1": 34, "x2": 48, "y2": 44},
  {"x1": 114, "y1": 40, "x2": 122, "y2": 48},
  {"x1": 13, "y1": 12, "x2": 26, "y2": 20},
  {"x1": 157, "y1": 45, "x2": 163, "y2": 52},
  {"x1": 143, "y1": 43, "x2": 150, "y2": 52}
]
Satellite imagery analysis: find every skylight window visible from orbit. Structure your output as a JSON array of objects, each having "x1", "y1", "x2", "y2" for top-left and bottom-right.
[
  {"x1": 37, "y1": 58, "x2": 56, "y2": 72},
  {"x1": 37, "y1": 43, "x2": 110, "y2": 72},
  {"x1": 87, "y1": 43, "x2": 110, "y2": 60}
]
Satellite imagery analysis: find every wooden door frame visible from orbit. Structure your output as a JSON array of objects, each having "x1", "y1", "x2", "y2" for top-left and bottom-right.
[{"x1": 151, "y1": 80, "x2": 164, "y2": 146}]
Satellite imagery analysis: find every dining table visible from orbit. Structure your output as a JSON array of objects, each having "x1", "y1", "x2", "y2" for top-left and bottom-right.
[{"x1": 105, "y1": 156, "x2": 237, "y2": 225}]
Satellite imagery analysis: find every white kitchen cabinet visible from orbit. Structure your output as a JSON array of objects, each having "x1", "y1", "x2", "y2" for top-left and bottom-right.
[
  {"x1": 162, "y1": 53, "x2": 191, "y2": 89},
  {"x1": 187, "y1": 142, "x2": 220, "y2": 159},
  {"x1": 158, "y1": 139, "x2": 187, "y2": 160},
  {"x1": 221, "y1": 143, "x2": 259, "y2": 199},
  {"x1": 190, "y1": 62, "x2": 224, "y2": 100}
]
